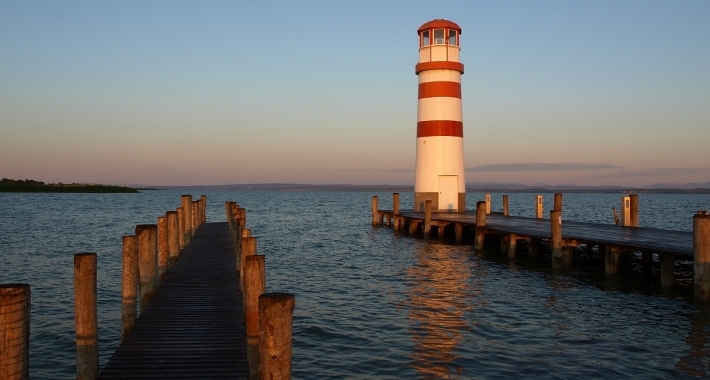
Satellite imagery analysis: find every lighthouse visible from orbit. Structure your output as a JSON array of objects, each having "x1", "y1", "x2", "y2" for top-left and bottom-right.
[{"x1": 414, "y1": 19, "x2": 465, "y2": 212}]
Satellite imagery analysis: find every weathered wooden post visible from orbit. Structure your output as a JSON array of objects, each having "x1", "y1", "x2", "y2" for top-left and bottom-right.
[
  {"x1": 157, "y1": 216, "x2": 169, "y2": 282},
  {"x1": 259, "y1": 293, "x2": 295, "y2": 380},
  {"x1": 475, "y1": 201, "x2": 486, "y2": 250},
  {"x1": 423, "y1": 200, "x2": 432, "y2": 238},
  {"x1": 245, "y1": 255, "x2": 266, "y2": 380},
  {"x1": 603, "y1": 244, "x2": 619, "y2": 275},
  {"x1": 620, "y1": 196, "x2": 631, "y2": 226},
  {"x1": 181, "y1": 195, "x2": 192, "y2": 245},
  {"x1": 121, "y1": 236, "x2": 138, "y2": 340},
  {"x1": 200, "y1": 195, "x2": 207, "y2": 224},
  {"x1": 371, "y1": 196, "x2": 379, "y2": 226},
  {"x1": 136, "y1": 224, "x2": 158, "y2": 311},
  {"x1": 502, "y1": 195, "x2": 509, "y2": 216},
  {"x1": 529, "y1": 195, "x2": 544, "y2": 257},
  {"x1": 500, "y1": 234, "x2": 510, "y2": 253},
  {"x1": 535, "y1": 195, "x2": 543, "y2": 218},
  {"x1": 551, "y1": 210, "x2": 568, "y2": 269},
  {"x1": 407, "y1": 219, "x2": 417, "y2": 234},
  {"x1": 508, "y1": 234, "x2": 517, "y2": 258},
  {"x1": 74, "y1": 253, "x2": 98, "y2": 380},
  {"x1": 554, "y1": 193, "x2": 563, "y2": 211},
  {"x1": 191, "y1": 200, "x2": 198, "y2": 236},
  {"x1": 485, "y1": 194, "x2": 491, "y2": 214},
  {"x1": 166, "y1": 211, "x2": 179, "y2": 266},
  {"x1": 455, "y1": 223, "x2": 463, "y2": 243},
  {"x1": 177, "y1": 207, "x2": 185, "y2": 251},
  {"x1": 392, "y1": 193, "x2": 400, "y2": 230},
  {"x1": 225, "y1": 201, "x2": 235, "y2": 226},
  {"x1": 1, "y1": 284, "x2": 30, "y2": 380},
  {"x1": 240, "y1": 237, "x2": 258, "y2": 292},
  {"x1": 694, "y1": 211, "x2": 710, "y2": 301},
  {"x1": 630, "y1": 194, "x2": 639, "y2": 227},
  {"x1": 660, "y1": 254, "x2": 675, "y2": 288},
  {"x1": 393, "y1": 193, "x2": 400, "y2": 215}
]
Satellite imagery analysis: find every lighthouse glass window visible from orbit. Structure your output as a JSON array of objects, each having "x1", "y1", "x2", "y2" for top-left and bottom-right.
[
  {"x1": 434, "y1": 29, "x2": 445, "y2": 44},
  {"x1": 421, "y1": 30, "x2": 430, "y2": 46},
  {"x1": 448, "y1": 30, "x2": 457, "y2": 46}
]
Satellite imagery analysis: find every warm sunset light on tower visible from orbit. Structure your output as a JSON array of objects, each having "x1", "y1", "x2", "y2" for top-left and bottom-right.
[{"x1": 414, "y1": 19, "x2": 466, "y2": 212}]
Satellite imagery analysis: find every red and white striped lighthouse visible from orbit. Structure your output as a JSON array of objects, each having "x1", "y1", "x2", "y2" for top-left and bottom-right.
[{"x1": 414, "y1": 19, "x2": 465, "y2": 212}]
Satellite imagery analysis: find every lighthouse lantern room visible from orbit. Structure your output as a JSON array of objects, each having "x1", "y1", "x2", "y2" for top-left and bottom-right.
[{"x1": 414, "y1": 19, "x2": 466, "y2": 212}]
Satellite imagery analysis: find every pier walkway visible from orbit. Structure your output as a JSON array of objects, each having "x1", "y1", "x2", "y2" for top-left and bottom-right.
[
  {"x1": 396, "y1": 211, "x2": 693, "y2": 258},
  {"x1": 100, "y1": 222, "x2": 247, "y2": 379}
]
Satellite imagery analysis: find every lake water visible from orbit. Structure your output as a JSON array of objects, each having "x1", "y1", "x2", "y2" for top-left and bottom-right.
[{"x1": 1, "y1": 190, "x2": 710, "y2": 379}]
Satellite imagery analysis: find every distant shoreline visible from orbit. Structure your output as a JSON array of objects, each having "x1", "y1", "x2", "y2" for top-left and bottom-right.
[
  {"x1": 0, "y1": 184, "x2": 140, "y2": 193},
  {"x1": 153, "y1": 184, "x2": 710, "y2": 194}
]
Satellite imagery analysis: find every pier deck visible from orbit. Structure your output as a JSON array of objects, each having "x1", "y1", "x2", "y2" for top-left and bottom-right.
[
  {"x1": 100, "y1": 222, "x2": 246, "y2": 379},
  {"x1": 388, "y1": 210, "x2": 693, "y2": 258}
]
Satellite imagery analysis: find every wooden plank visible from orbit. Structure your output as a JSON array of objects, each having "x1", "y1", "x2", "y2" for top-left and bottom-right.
[
  {"x1": 396, "y1": 211, "x2": 693, "y2": 258},
  {"x1": 100, "y1": 222, "x2": 247, "y2": 379}
]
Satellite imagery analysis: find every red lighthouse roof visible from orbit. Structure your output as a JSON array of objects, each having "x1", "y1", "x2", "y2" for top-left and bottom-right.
[{"x1": 417, "y1": 19, "x2": 461, "y2": 34}]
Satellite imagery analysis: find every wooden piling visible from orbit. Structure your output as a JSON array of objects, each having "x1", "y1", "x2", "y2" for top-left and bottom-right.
[
  {"x1": 630, "y1": 194, "x2": 639, "y2": 227},
  {"x1": 503, "y1": 195, "x2": 509, "y2": 216},
  {"x1": 74, "y1": 253, "x2": 98, "y2": 380},
  {"x1": 393, "y1": 193, "x2": 400, "y2": 216},
  {"x1": 0, "y1": 284, "x2": 30, "y2": 380},
  {"x1": 166, "y1": 211, "x2": 179, "y2": 266},
  {"x1": 475, "y1": 201, "x2": 486, "y2": 250},
  {"x1": 661, "y1": 254, "x2": 675, "y2": 288},
  {"x1": 177, "y1": 207, "x2": 185, "y2": 251},
  {"x1": 485, "y1": 194, "x2": 491, "y2": 214},
  {"x1": 259, "y1": 293, "x2": 295, "y2": 380},
  {"x1": 136, "y1": 224, "x2": 158, "y2": 311},
  {"x1": 200, "y1": 195, "x2": 207, "y2": 224},
  {"x1": 693, "y1": 211, "x2": 710, "y2": 300},
  {"x1": 245, "y1": 255, "x2": 266, "y2": 380},
  {"x1": 157, "y1": 216, "x2": 169, "y2": 282},
  {"x1": 371, "y1": 196, "x2": 379, "y2": 226},
  {"x1": 604, "y1": 245, "x2": 619, "y2": 275},
  {"x1": 181, "y1": 195, "x2": 192, "y2": 245},
  {"x1": 424, "y1": 200, "x2": 432, "y2": 238},
  {"x1": 535, "y1": 195, "x2": 543, "y2": 219},
  {"x1": 121, "y1": 236, "x2": 138, "y2": 341},
  {"x1": 191, "y1": 200, "x2": 198, "y2": 236},
  {"x1": 225, "y1": 201, "x2": 235, "y2": 226},
  {"x1": 408, "y1": 219, "x2": 418, "y2": 234},
  {"x1": 554, "y1": 193, "x2": 563, "y2": 211},
  {"x1": 551, "y1": 210, "x2": 570, "y2": 269},
  {"x1": 455, "y1": 223, "x2": 463, "y2": 243},
  {"x1": 500, "y1": 234, "x2": 510, "y2": 253},
  {"x1": 508, "y1": 234, "x2": 517, "y2": 258},
  {"x1": 240, "y1": 237, "x2": 257, "y2": 292}
]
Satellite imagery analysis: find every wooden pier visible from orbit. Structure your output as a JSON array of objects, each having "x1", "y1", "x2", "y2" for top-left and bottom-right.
[
  {"x1": 99, "y1": 222, "x2": 247, "y2": 379},
  {"x1": 1, "y1": 196, "x2": 295, "y2": 380},
  {"x1": 373, "y1": 193, "x2": 710, "y2": 298}
]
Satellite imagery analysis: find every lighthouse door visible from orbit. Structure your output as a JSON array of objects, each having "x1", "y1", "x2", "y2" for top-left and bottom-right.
[{"x1": 438, "y1": 175, "x2": 459, "y2": 212}]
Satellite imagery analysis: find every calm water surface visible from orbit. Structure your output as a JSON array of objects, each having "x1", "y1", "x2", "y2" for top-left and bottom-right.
[{"x1": 1, "y1": 191, "x2": 710, "y2": 379}]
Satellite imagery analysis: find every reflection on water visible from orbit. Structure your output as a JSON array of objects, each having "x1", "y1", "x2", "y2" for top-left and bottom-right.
[
  {"x1": 405, "y1": 241, "x2": 483, "y2": 378},
  {"x1": 677, "y1": 303, "x2": 710, "y2": 377}
]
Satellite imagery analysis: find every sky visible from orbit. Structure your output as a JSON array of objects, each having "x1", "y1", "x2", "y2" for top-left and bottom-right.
[{"x1": 1, "y1": 1, "x2": 709, "y2": 187}]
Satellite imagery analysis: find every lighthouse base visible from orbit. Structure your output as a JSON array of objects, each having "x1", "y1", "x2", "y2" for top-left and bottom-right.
[{"x1": 414, "y1": 192, "x2": 466, "y2": 213}]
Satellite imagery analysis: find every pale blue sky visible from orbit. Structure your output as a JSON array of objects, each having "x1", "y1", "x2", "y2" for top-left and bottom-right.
[{"x1": 1, "y1": 1, "x2": 709, "y2": 186}]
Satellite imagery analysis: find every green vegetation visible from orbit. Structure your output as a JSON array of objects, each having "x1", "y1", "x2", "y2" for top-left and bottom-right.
[{"x1": 0, "y1": 178, "x2": 139, "y2": 193}]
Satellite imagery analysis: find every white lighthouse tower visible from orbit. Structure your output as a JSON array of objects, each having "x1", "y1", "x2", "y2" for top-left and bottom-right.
[{"x1": 414, "y1": 19, "x2": 466, "y2": 212}]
